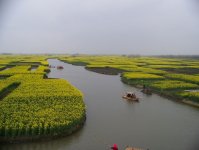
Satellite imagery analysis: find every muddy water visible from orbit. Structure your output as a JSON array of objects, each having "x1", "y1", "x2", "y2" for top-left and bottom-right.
[{"x1": 1, "y1": 59, "x2": 199, "y2": 150}]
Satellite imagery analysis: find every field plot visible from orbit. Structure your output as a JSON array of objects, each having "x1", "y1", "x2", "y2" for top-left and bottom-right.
[
  {"x1": 0, "y1": 55, "x2": 85, "y2": 142},
  {"x1": 179, "y1": 91, "x2": 199, "y2": 103},
  {"x1": 60, "y1": 55, "x2": 199, "y2": 106},
  {"x1": 165, "y1": 73, "x2": 199, "y2": 84},
  {"x1": 151, "y1": 80, "x2": 199, "y2": 91}
]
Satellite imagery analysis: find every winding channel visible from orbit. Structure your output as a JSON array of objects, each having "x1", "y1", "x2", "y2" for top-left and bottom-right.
[{"x1": 1, "y1": 59, "x2": 199, "y2": 150}]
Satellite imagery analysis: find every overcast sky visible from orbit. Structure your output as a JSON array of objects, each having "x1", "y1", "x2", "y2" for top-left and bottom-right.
[{"x1": 0, "y1": 0, "x2": 199, "y2": 55}]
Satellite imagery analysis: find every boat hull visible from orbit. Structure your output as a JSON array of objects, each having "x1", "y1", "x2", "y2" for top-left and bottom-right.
[{"x1": 122, "y1": 96, "x2": 139, "y2": 102}]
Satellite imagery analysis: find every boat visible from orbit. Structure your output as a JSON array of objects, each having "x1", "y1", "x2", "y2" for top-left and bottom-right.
[
  {"x1": 125, "y1": 146, "x2": 144, "y2": 150},
  {"x1": 122, "y1": 92, "x2": 139, "y2": 102},
  {"x1": 49, "y1": 65, "x2": 55, "y2": 68},
  {"x1": 57, "y1": 66, "x2": 64, "y2": 69},
  {"x1": 141, "y1": 85, "x2": 152, "y2": 95},
  {"x1": 110, "y1": 144, "x2": 144, "y2": 150}
]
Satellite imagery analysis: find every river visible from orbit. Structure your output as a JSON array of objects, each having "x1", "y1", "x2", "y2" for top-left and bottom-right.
[{"x1": 1, "y1": 59, "x2": 199, "y2": 150}]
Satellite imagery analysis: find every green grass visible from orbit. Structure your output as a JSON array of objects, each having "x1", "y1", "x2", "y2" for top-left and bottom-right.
[
  {"x1": 151, "y1": 80, "x2": 199, "y2": 91},
  {"x1": 123, "y1": 72, "x2": 164, "y2": 80},
  {"x1": 179, "y1": 91, "x2": 199, "y2": 103},
  {"x1": 165, "y1": 73, "x2": 199, "y2": 84}
]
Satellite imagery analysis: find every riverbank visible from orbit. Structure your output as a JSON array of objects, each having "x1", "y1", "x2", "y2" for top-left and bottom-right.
[
  {"x1": 60, "y1": 59, "x2": 125, "y2": 75},
  {"x1": 0, "y1": 115, "x2": 86, "y2": 144},
  {"x1": 82, "y1": 64, "x2": 199, "y2": 108},
  {"x1": 85, "y1": 66, "x2": 124, "y2": 75},
  {"x1": 61, "y1": 60, "x2": 199, "y2": 108},
  {"x1": 121, "y1": 76, "x2": 199, "y2": 108}
]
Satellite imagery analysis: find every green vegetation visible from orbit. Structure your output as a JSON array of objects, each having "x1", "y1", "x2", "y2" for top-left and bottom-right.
[
  {"x1": 0, "y1": 78, "x2": 85, "y2": 138},
  {"x1": 151, "y1": 80, "x2": 199, "y2": 90},
  {"x1": 123, "y1": 72, "x2": 164, "y2": 80},
  {"x1": 0, "y1": 80, "x2": 20, "y2": 99},
  {"x1": 165, "y1": 73, "x2": 199, "y2": 84},
  {"x1": 0, "y1": 66, "x2": 31, "y2": 75},
  {"x1": 0, "y1": 55, "x2": 86, "y2": 141},
  {"x1": 179, "y1": 91, "x2": 199, "y2": 103}
]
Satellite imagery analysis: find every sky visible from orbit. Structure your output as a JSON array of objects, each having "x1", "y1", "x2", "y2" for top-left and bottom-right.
[{"x1": 0, "y1": 0, "x2": 199, "y2": 55}]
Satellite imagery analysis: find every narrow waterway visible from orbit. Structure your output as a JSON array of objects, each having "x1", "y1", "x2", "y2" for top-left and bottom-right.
[{"x1": 1, "y1": 59, "x2": 199, "y2": 150}]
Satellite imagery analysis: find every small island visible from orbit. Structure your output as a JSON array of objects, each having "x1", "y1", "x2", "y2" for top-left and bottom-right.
[{"x1": 0, "y1": 55, "x2": 86, "y2": 143}]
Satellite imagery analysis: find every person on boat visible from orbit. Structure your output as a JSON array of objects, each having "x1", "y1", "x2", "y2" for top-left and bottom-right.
[
  {"x1": 142, "y1": 84, "x2": 147, "y2": 92},
  {"x1": 111, "y1": 144, "x2": 118, "y2": 150},
  {"x1": 127, "y1": 93, "x2": 131, "y2": 97},
  {"x1": 131, "y1": 93, "x2": 136, "y2": 98},
  {"x1": 142, "y1": 84, "x2": 150, "y2": 93}
]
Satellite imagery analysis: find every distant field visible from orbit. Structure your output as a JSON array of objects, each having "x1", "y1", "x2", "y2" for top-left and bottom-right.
[
  {"x1": 60, "y1": 55, "x2": 199, "y2": 104},
  {"x1": 0, "y1": 55, "x2": 85, "y2": 141}
]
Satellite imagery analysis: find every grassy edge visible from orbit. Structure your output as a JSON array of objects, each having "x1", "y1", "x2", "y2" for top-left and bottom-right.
[
  {"x1": 0, "y1": 115, "x2": 86, "y2": 143},
  {"x1": 121, "y1": 76, "x2": 199, "y2": 108}
]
